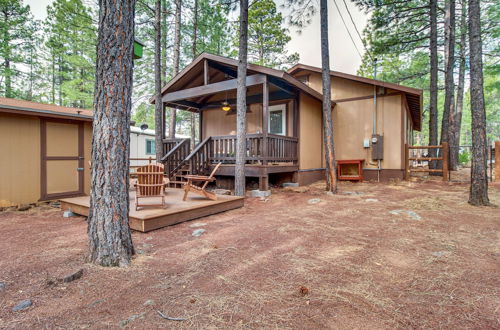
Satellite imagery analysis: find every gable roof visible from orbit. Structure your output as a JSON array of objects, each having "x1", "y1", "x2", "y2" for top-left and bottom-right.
[
  {"x1": 0, "y1": 97, "x2": 93, "y2": 121},
  {"x1": 151, "y1": 53, "x2": 326, "y2": 105},
  {"x1": 288, "y1": 63, "x2": 423, "y2": 131}
]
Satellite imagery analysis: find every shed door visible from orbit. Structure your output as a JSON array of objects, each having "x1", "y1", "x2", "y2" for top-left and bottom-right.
[{"x1": 40, "y1": 119, "x2": 84, "y2": 200}]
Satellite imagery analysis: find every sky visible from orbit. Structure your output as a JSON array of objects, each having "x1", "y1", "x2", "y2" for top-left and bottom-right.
[{"x1": 25, "y1": 0, "x2": 369, "y2": 74}]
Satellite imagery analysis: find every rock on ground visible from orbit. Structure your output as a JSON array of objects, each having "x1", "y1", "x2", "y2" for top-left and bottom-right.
[
  {"x1": 308, "y1": 198, "x2": 322, "y2": 205},
  {"x1": 12, "y1": 299, "x2": 32, "y2": 312},
  {"x1": 192, "y1": 229, "x2": 206, "y2": 237}
]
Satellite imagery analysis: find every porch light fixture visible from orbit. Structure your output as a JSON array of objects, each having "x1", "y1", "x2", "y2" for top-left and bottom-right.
[
  {"x1": 221, "y1": 101, "x2": 231, "y2": 112},
  {"x1": 221, "y1": 91, "x2": 231, "y2": 111}
]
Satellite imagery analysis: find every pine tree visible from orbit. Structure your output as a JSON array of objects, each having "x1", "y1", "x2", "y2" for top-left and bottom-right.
[
  {"x1": 88, "y1": 0, "x2": 136, "y2": 267},
  {"x1": 246, "y1": 0, "x2": 298, "y2": 69},
  {"x1": 44, "y1": 0, "x2": 97, "y2": 108},
  {"x1": 0, "y1": 0, "x2": 36, "y2": 98}
]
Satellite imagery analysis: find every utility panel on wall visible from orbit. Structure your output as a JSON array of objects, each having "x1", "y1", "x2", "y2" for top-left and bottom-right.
[{"x1": 371, "y1": 134, "x2": 384, "y2": 160}]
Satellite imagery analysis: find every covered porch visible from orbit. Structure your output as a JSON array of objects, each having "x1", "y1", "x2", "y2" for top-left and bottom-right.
[{"x1": 155, "y1": 54, "x2": 323, "y2": 190}]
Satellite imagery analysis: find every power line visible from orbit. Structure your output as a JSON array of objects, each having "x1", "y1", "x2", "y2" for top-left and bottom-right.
[
  {"x1": 332, "y1": 0, "x2": 363, "y2": 60},
  {"x1": 341, "y1": 0, "x2": 374, "y2": 61}
]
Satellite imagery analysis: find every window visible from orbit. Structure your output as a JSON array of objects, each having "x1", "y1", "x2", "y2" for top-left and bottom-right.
[
  {"x1": 145, "y1": 139, "x2": 156, "y2": 155},
  {"x1": 268, "y1": 104, "x2": 286, "y2": 135}
]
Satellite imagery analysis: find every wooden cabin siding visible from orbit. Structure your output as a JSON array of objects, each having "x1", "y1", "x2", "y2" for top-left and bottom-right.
[
  {"x1": 201, "y1": 101, "x2": 294, "y2": 139},
  {"x1": 0, "y1": 113, "x2": 41, "y2": 207},
  {"x1": 83, "y1": 122, "x2": 92, "y2": 195},
  {"x1": 299, "y1": 93, "x2": 323, "y2": 170}
]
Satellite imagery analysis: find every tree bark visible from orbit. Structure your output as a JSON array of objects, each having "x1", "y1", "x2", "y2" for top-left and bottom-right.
[
  {"x1": 155, "y1": 0, "x2": 164, "y2": 162},
  {"x1": 190, "y1": 0, "x2": 199, "y2": 145},
  {"x1": 450, "y1": 0, "x2": 467, "y2": 170},
  {"x1": 428, "y1": 0, "x2": 439, "y2": 166},
  {"x1": 320, "y1": 0, "x2": 337, "y2": 193},
  {"x1": 235, "y1": 0, "x2": 249, "y2": 197},
  {"x1": 441, "y1": 0, "x2": 456, "y2": 168},
  {"x1": 88, "y1": 0, "x2": 136, "y2": 266},
  {"x1": 161, "y1": 0, "x2": 168, "y2": 82},
  {"x1": 467, "y1": 0, "x2": 489, "y2": 205},
  {"x1": 168, "y1": 0, "x2": 182, "y2": 138}
]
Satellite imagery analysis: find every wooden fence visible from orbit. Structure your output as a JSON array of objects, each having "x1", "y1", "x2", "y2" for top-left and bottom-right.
[{"x1": 404, "y1": 142, "x2": 449, "y2": 181}]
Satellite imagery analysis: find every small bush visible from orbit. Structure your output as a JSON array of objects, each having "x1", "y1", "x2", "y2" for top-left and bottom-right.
[{"x1": 459, "y1": 150, "x2": 470, "y2": 164}]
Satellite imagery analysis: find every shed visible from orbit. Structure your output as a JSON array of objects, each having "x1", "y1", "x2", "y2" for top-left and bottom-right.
[{"x1": 0, "y1": 98, "x2": 93, "y2": 207}]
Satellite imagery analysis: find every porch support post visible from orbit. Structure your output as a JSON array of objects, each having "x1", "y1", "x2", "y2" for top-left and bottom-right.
[
  {"x1": 199, "y1": 110, "x2": 203, "y2": 141},
  {"x1": 161, "y1": 102, "x2": 166, "y2": 154},
  {"x1": 259, "y1": 175, "x2": 269, "y2": 191},
  {"x1": 293, "y1": 96, "x2": 299, "y2": 137},
  {"x1": 262, "y1": 77, "x2": 269, "y2": 165},
  {"x1": 203, "y1": 59, "x2": 209, "y2": 85}
]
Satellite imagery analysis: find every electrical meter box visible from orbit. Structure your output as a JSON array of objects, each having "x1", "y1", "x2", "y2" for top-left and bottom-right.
[{"x1": 371, "y1": 134, "x2": 384, "y2": 160}]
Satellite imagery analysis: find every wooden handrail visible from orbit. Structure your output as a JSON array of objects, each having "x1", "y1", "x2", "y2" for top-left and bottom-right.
[{"x1": 161, "y1": 138, "x2": 190, "y2": 161}]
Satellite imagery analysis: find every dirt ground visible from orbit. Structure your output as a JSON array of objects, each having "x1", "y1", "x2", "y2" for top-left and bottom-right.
[{"x1": 1, "y1": 178, "x2": 499, "y2": 329}]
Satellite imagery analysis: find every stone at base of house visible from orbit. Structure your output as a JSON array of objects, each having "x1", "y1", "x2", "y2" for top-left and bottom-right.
[
  {"x1": 282, "y1": 182, "x2": 299, "y2": 188},
  {"x1": 63, "y1": 210, "x2": 77, "y2": 218},
  {"x1": 250, "y1": 190, "x2": 271, "y2": 198}
]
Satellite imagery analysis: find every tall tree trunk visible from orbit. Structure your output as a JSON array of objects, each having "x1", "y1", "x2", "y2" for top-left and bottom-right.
[
  {"x1": 88, "y1": 0, "x2": 136, "y2": 266},
  {"x1": 467, "y1": 0, "x2": 489, "y2": 205},
  {"x1": 441, "y1": 0, "x2": 456, "y2": 168},
  {"x1": 320, "y1": 0, "x2": 337, "y2": 193},
  {"x1": 235, "y1": 0, "x2": 248, "y2": 197},
  {"x1": 5, "y1": 58, "x2": 11, "y2": 98},
  {"x1": 51, "y1": 54, "x2": 56, "y2": 103},
  {"x1": 154, "y1": 0, "x2": 164, "y2": 162},
  {"x1": 428, "y1": 0, "x2": 439, "y2": 166},
  {"x1": 190, "y1": 0, "x2": 199, "y2": 145},
  {"x1": 450, "y1": 0, "x2": 467, "y2": 170},
  {"x1": 161, "y1": 0, "x2": 168, "y2": 82},
  {"x1": 168, "y1": 0, "x2": 182, "y2": 138}
]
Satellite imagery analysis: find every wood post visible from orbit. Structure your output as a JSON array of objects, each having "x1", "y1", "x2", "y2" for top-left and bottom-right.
[
  {"x1": 259, "y1": 175, "x2": 269, "y2": 191},
  {"x1": 442, "y1": 142, "x2": 449, "y2": 181},
  {"x1": 404, "y1": 143, "x2": 409, "y2": 180},
  {"x1": 262, "y1": 78, "x2": 269, "y2": 165},
  {"x1": 203, "y1": 59, "x2": 209, "y2": 85},
  {"x1": 495, "y1": 141, "x2": 500, "y2": 182}
]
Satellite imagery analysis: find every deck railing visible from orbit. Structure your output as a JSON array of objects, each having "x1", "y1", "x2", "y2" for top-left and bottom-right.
[
  {"x1": 210, "y1": 133, "x2": 298, "y2": 164},
  {"x1": 161, "y1": 138, "x2": 191, "y2": 179}
]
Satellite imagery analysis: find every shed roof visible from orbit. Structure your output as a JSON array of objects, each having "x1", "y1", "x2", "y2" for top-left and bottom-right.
[{"x1": 0, "y1": 97, "x2": 93, "y2": 121}]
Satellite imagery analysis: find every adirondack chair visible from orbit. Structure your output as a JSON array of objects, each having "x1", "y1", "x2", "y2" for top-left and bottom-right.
[
  {"x1": 134, "y1": 163, "x2": 169, "y2": 211},
  {"x1": 182, "y1": 162, "x2": 222, "y2": 201}
]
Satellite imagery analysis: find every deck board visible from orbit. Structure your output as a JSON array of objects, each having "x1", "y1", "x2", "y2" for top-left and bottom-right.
[{"x1": 60, "y1": 188, "x2": 244, "y2": 232}]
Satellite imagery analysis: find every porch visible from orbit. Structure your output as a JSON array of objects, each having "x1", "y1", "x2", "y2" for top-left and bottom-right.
[{"x1": 154, "y1": 54, "x2": 324, "y2": 190}]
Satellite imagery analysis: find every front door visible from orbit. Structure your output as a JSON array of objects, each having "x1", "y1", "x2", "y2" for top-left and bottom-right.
[{"x1": 40, "y1": 119, "x2": 84, "y2": 200}]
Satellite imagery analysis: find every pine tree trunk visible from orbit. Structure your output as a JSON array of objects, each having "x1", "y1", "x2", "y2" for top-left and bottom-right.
[
  {"x1": 161, "y1": 0, "x2": 168, "y2": 82},
  {"x1": 88, "y1": 0, "x2": 136, "y2": 266},
  {"x1": 441, "y1": 0, "x2": 456, "y2": 168},
  {"x1": 320, "y1": 0, "x2": 337, "y2": 193},
  {"x1": 154, "y1": 0, "x2": 164, "y2": 162},
  {"x1": 5, "y1": 58, "x2": 11, "y2": 98},
  {"x1": 190, "y1": 0, "x2": 199, "y2": 145},
  {"x1": 235, "y1": 0, "x2": 248, "y2": 197},
  {"x1": 467, "y1": 0, "x2": 489, "y2": 205},
  {"x1": 429, "y1": 0, "x2": 439, "y2": 166},
  {"x1": 450, "y1": 0, "x2": 467, "y2": 170},
  {"x1": 168, "y1": 0, "x2": 182, "y2": 138}
]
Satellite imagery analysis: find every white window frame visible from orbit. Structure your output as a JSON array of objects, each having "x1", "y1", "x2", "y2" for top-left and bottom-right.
[{"x1": 268, "y1": 104, "x2": 287, "y2": 136}]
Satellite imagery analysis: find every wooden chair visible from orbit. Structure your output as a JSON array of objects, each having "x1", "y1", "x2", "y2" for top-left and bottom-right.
[
  {"x1": 134, "y1": 163, "x2": 169, "y2": 211},
  {"x1": 182, "y1": 162, "x2": 222, "y2": 201}
]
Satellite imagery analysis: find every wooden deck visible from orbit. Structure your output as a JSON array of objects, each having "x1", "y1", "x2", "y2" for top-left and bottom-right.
[{"x1": 60, "y1": 188, "x2": 244, "y2": 232}]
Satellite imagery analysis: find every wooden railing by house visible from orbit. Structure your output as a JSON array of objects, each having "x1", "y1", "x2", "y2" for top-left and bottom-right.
[
  {"x1": 161, "y1": 134, "x2": 299, "y2": 181},
  {"x1": 162, "y1": 138, "x2": 185, "y2": 156},
  {"x1": 210, "y1": 133, "x2": 298, "y2": 165},
  {"x1": 161, "y1": 138, "x2": 191, "y2": 179}
]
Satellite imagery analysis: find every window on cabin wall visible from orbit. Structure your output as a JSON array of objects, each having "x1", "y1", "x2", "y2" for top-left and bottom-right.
[
  {"x1": 268, "y1": 104, "x2": 286, "y2": 135},
  {"x1": 145, "y1": 139, "x2": 156, "y2": 155}
]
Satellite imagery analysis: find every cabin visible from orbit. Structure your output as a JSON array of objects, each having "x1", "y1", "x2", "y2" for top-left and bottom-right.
[
  {"x1": 154, "y1": 53, "x2": 423, "y2": 190},
  {"x1": 0, "y1": 98, "x2": 93, "y2": 207}
]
